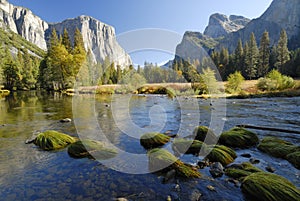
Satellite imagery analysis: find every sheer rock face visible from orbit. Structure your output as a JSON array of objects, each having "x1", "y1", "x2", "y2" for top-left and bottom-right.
[
  {"x1": 204, "y1": 13, "x2": 250, "y2": 38},
  {"x1": 49, "y1": 16, "x2": 132, "y2": 66},
  {"x1": 0, "y1": 0, "x2": 48, "y2": 50},
  {"x1": 0, "y1": 0, "x2": 131, "y2": 67}
]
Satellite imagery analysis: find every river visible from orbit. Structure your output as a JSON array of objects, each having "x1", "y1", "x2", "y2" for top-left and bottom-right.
[{"x1": 0, "y1": 91, "x2": 299, "y2": 201}]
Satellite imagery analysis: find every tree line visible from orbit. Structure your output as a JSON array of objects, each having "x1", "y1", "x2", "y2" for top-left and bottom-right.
[{"x1": 172, "y1": 29, "x2": 300, "y2": 82}]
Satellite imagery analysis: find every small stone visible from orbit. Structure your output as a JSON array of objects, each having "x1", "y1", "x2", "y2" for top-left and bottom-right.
[
  {"x1": 60, "y1": 118, "x2": 72, "y2": 123},
  {"x1": 164, "y1": 169, "x2": 176, "y2": 182},
  {"x1": 226, "y1": 178, "x2": 240, "y2": 187},
  {"x1": 241, "y1": 153, "x2": 252, "y2": 158},
  {"x1": 166, "y1": 195, "x2": 172, "y2": 201},
  {"x1": 189, "y1": 189, "x2": 202, "y2": 201},
  {"x1": 265, "y1": 165, "x2": 276, "y2": 173},
  {"x1": 198, "y1": 159, "x2": 209, "y2": 169},
  {"x1": 115, "y1": 198, "x2": 128, "y2": 201},
  {"x1": 209, "y1": 162, "x2": 224, "y2": 178},
  {"x1": 207, "y1": 185, "x2": 216, "y2": 191},
  {"x1": 249, "y1": 158, "x2": 260, "y2": 164}
]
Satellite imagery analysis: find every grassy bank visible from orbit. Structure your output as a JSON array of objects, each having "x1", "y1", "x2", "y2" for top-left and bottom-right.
[{"x1": 65, "y1": 80, "x2": 300, "y2": 99}]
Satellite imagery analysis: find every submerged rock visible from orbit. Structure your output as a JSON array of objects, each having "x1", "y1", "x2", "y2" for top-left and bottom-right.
[
  {"x1": 148, "y1": 148, "x2": 201, "y2": 178},
  {"x1": 265, "y1": 165, "x2": 276, "y2": 173},
  {"x1": 140, "y1": 132, "x2": 171, "y2": 149},
  {"x1": 219, "y1": 127, "x2": 259, "y2": 148},
  {"x1": 286, "y1": 151, "x2": 300, "y2": 169},
  {"x1": 209, "y1": 162, "x2": 224, "y2": 178},
  {"x1": 225, "y1": 162, "x2": 262, "y2": 180},
  {"x1": 192, "y1": 126, "x2": 217, "y2": 145},
  {"x1": 33, "y1": 130, "x2": 77, "y2": 151},
  {"x1": 241, "y1": 172, "x2": 300, "y2": 201},
  {"x1": 68, "y1": 139, "x2": 117, "y2": 159},
  {"x1": 258, "y1": 137, "x2": 300, "y2": 159},
  {"x1": 172, "y1": 138, "x2": 207, "y2": 155},
  {"x1": 205, "y1": 145, "x2": 237, "y2": 166},
  {"x1": 59, "y1": 118, "x2": 72, "y2": 123}
]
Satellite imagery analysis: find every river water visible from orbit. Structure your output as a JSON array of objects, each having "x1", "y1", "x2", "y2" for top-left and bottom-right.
[{"x1": 0, "y1": 91, "x2": 299, "y2": 201}]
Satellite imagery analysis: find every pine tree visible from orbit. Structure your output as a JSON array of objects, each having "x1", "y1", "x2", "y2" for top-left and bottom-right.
[
  {"x1": 275, "y1": 29, "x2": 290, "y2": 73},
  {"x1": 258, "y1": 31, "x2": 270, "y2": 77},
  {"x1": 72, "y1": 28, "x2": 86, "y2": 79},
  {"x1": 234, "y1": 39, "x2": 244, "y2": 72},
  {"x1": 62, "y1": 28, "x2": 72, "y2": 53},
  {"x1": 245, "y1": 33, "x2": 259, "y2": 79}
]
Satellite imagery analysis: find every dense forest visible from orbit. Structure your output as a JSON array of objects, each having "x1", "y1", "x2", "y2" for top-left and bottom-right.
[{"x1": 0, "y1": 27, "x2": 300, "y2": 92}]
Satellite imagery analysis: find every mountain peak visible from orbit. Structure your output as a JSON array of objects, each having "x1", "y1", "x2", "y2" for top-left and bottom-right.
[{"x1": 204, "y1": 13, "x2": 250, "y2": 38}]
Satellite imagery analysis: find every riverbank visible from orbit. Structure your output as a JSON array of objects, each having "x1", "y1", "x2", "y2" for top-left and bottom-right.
[{"x1": 65, "y1": 80, "x2": 300, "y2": 99}]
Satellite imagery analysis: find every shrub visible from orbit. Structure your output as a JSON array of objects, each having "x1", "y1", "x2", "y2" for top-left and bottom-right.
[
  {"x1": 225, "y1": 71, "x2": 245, "y2": 94},
  {"x1": 257, "y1": 69, "x2": 295, "y2": 91}
]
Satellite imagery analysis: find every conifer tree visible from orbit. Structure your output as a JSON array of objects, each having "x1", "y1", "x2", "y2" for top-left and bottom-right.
[
  {"x1": 245, "y1": 33, "x2": 259, "y2": 79},
  {"x1": 258, "y1": 31, "x2": 270, "y2": 77},
  {"x1": 62, "y1": 28, "x2": 72, "y2": 53},
  {"x1": 234, "y1": 39, "x2": 244, "y2": 72},
  {"x1": 275, "y1": 29, "x2": 290, "y2": 72}
]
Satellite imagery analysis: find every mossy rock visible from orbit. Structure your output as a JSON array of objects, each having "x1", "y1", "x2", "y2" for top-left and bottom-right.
[
  {"x1": 241, "y1": 172, "x2": 300, "y2": 201},
  {"x1": 258, "y1": 137, "x2": 300, "y2": 159},
  {"x1": 68, "y1": 139, "x2": 118, "y2": 159},
  {"x1": 140, "y1": 132, "x2": 171, "y2": 149},
  {"x1": 286, "y1": 151, "x2": 300, "y2": 169},
  {"x1": 148, "y1": 148, "x2": 201, "y2": 178},
  {"x1": 34, "y1": 130, "x2": 77, "y2": 151},
  {"x1": 172, "y1": 138, "x2": 207, "y2": 155},
  {"x1": 192, "y1": 126, "x2": 217, "y2": 145},
  {"x1": 219, "y1": 127, "x2": 259, "y2": 148},
  {"x1": 205, "y1": 145, "x2": 237, "y2": 166},
  {"x1": 225, "y1": 162, "x2": 263, "y2": 180}
]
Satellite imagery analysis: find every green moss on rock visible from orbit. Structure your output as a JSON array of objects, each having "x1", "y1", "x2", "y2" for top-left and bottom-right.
[
  {"x1": 241, "y1": 172, "x2": 300, "y2": 201},
  {"x1": 219, "y1": 127, "x2": 259, "y2": 148},
  {"x1": 258, "y1": 137, "x2": 300, "y2": 159},
  {"x1": 206, "y1": 145, "x2": 237, "y2": 166},
  {"x1": 34, "y1": 130, "x2": 77, "y2": 151},
  {"x1": 286, "y1": 152, "x2": 300, "y2": 169},
  {"x1": 193, "y1": 126, "x2": 217, "y2": 145},
  {"x1": 148, "y1": 148, "x2": 201, "y2": 178},
  {"x1": 225, "y1": 162, "x2": 262, "y2": 180},
  {"x1": 140, "y1": 132, "x2": 171, "y2": 149},
  {"x1": 68, "y1": 139, "x2": 117, "y2": 159},
  {"x1": 172, "y1": 138, "x2": 207, "y2": 155}
]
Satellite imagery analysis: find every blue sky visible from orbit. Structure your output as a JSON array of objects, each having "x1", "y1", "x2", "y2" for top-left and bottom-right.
[{"x1": 9, "y1": 0, "x2": 273, "y2": 66}]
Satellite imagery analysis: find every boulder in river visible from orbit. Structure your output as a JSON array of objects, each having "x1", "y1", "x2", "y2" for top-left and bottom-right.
[
  {"x1": 68, "y1": 139, "x2": 118, "y2": 159},
  {"x1": 241, "y1": 172, "x2": 300, "y2": 201},
  {"x1": 33, "y1": 130, "x2": 77, "y2": 151},
  {"x1": 205, "y1": 145, "x2": 237, "y2": 166},
  {"x1": 148, "y1": 148, "x2": 201, "y2": 178},
  {"x1": 140, "y1": 132, "x2": 171, "y2": 149},
  {"x1": 286, "y1": 151, "x2": 300, "y2": 169},
  {"x1": 225, "y1": 162, "x2": 262, "y2": 180},
  {"x1": 219, "y1": 127, "x2": 259, "y2": 148},
  {"x1": 192, "y1": 126, "x2": 217, "y2": 145},
  {"x1": 172, "y1": 138, "x2": 207, "y2": 155},
  {"x1": 258, "y1": 137, "x2": 300, "y2": 158},
  {"x1": 209, "y1": 162, "x2": 224, "y2": 178}
]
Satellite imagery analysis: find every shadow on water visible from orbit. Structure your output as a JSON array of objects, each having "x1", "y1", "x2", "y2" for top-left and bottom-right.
[{"x1": 0, "y1": 92, "x2": 299, "y2": 200}]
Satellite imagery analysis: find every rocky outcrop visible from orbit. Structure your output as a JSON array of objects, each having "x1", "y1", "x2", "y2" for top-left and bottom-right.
[
  {"x1": 0, "y1": 0, "x2": 131, "y2": 67},
  {"x1": 204, "y1": 13, "x2": 250, "y2": 38},
  {"x1": 49, "y1": 16, "x2": 132, "y2": 66},
  {"x1": 0, "y1": 0, "x2": 48, "y2": 50},
  {"x1": 218, "y1": 0, "x2": 300, "y2": 52}
]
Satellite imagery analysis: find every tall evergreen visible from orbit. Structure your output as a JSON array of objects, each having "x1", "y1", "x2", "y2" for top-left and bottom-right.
[
  {"x1": 275, "y1": 29, "x2": 290, "y2": 73},
  {"x1": 258, "y1": 31, "x2": 270, "y2": 77},
  {"x1": 234, "y1": 39, "x2": 244, "y2": 72},
  {"x1": 245, "y1": 33, "x2": 259, "y2": 79},
  {"x1": 72, "y1": 28, "x2": 86, "y2": 78},
  {"x1": 62, "y1": 28, "x2": 72, "y2": 53}
]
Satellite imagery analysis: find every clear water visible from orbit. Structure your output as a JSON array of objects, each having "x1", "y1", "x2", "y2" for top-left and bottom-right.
[{"x1": 0, "y1": 91, "x2": 299, "y2": 201}]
